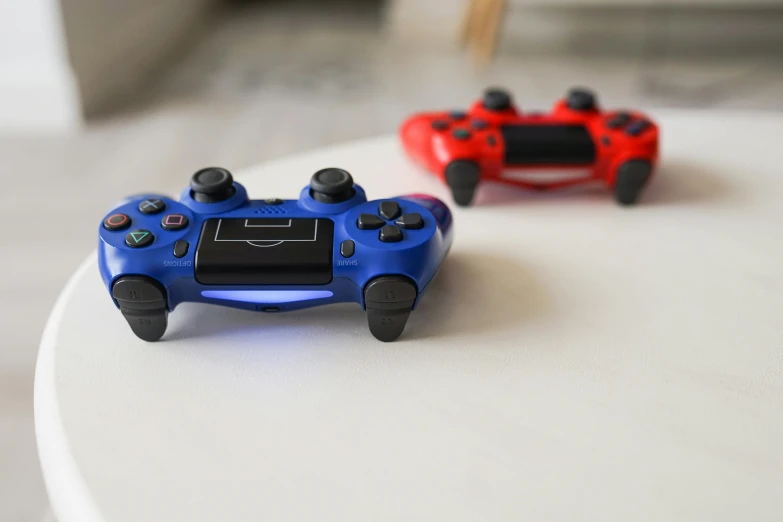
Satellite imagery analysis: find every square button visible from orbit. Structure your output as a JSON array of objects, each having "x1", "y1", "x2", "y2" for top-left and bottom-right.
[{"x1": 161, "y1": 214, "x2": 189, "y2": 231}]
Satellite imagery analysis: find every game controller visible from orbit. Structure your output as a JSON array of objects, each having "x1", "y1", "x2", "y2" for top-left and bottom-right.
[
  {"x1": 400, "y1": 87, "x2": 659, "y2": 206},
  {"x1": 98, "y1": 167, "x2": 454, "y2": 342}
]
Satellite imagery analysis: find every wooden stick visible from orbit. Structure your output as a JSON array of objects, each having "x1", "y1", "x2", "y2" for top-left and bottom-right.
[{"x1": 472, "y1": 0, "x2": 506, "y2": 66}]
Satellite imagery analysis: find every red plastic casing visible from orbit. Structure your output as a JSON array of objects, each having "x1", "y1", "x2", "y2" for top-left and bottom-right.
[{"x1": 400, "y1": 96, "x2": 659, "y2": 192}]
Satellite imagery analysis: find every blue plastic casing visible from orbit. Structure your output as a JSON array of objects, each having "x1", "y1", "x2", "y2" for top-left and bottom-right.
[{"x1": 98, "y1": 181, "x2": 454, "y2": 315}]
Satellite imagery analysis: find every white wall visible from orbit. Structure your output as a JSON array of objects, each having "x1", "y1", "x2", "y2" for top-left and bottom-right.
[
  {"x1": 0, "y1": 0, "x2": 82, "y2": 131},
  {"x1": 0, "y1": 0, "x2": 216, "y2": 132},
  {"x1": 385, "y1": 0, "x2": 783, "y2": 55},
  {"x1": 60, "y1": 0, "x2": 216, "y2": 115}
]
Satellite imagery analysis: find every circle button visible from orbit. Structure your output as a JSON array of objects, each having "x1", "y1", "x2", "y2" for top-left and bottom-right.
[{"x1": 103, "y1": 213, "x2": 131, "y2": 231}]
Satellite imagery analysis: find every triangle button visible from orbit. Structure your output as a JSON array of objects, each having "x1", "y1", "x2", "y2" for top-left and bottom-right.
[{"x1": 125, "y1": 229, "x2": 154, "y2": 248}]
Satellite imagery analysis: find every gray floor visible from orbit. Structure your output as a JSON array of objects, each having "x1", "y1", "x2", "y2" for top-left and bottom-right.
[{"x1": 3, "y1": 2, "x2": 783, "y2": 521}]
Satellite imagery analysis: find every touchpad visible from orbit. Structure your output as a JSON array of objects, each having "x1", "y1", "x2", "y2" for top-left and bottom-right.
[
  {"x1": 501, "y1": 124, "x2": 596, "y2": 165},
  {"x1": 195, "y1": 218, "x2": 334, "y2": 285}
]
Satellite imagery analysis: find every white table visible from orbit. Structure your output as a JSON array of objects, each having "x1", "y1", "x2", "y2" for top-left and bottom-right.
[{"x1": 36, "y1": 112, "x2": 783, "y2": 522}]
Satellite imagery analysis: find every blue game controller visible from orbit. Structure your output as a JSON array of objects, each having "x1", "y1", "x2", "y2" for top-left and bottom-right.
[{"x1": 98, "y1": 167, "x2": 454, "y2": 342}]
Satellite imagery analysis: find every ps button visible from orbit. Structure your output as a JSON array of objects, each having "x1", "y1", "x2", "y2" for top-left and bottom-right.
[
  {"x1": 471, "y1": 119, "x2": 488, "y2": 130},
  {"x1": 379, "y1": 201, "x2": 401, "y2": 220},
  {"x1": 357, "y1": 214, "x2": 385, "y2": 230},
  {"x1": 340, "y1": 239, "x2": 355, "y2": 258},
  {"x1": 138, "y1": 198, "x2": 166, "y2": 214},
  {"x1": 607, "y1": 112, "x2": 631, "y2": 129},
  {"x1": 431, "y1": 120, "x2": 449, "y2": 130},
  {"x1": 103, "y1": 213, "x2": 131, "y2": 231},
  {"x1": 379, "y1": 225, "x2": 403, "y2": 243},
  {"x1": 395, "y1": 213, "x2": 424, "y2": 230},
  {"x1": 173, "y1": 240, "x2": 189, "y2": 258},
  {"x1": 125, "y1": 229, "x2": 154, "y2": 248},
  {"x1": 264, "y1": 198, "x2": 283, "y2": 205},
  {"x1": 449, "y1": 111, "x2": 467, "y2": 120},
  {"x1": 626, "y1": 120, "x2": 652, "y2": 136},
  {"x1": 161, "y1": 214, "x2": 189, "y2": 231},
  {"x1": 452, "y1": 129, "x2": 471, "y2": 140}
]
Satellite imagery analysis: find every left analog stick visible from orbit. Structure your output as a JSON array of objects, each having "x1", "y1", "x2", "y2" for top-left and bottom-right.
[{"x1": 310, "y1": 168, "x2": 355, "y2": 203}]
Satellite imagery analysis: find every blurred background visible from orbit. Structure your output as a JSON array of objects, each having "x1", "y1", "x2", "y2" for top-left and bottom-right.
[{"x1": 1, "y1": 0, "x2": 782, "y2": 520}]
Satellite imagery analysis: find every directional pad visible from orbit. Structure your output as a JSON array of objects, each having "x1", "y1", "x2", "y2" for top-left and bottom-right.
[
  {"x1": 379, "y1": 225, "x2": 403, "y2": 243},
  {"x1": 379, "y1": 201, "x2": 401, "y2": 220},
  {"x1": 357, "y1": 214, "x2": 385, "y2": 230},
  {"x1": 395, "y1": 213, "x2": 424, "y2": 230}
]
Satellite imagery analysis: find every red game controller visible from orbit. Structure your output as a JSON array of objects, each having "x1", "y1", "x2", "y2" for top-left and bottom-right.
[{"x1": 400, "y1": 87, "x2": 659, "y2": 206}]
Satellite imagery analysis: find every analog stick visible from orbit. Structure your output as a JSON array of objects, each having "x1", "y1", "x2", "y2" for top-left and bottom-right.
[
  {"x1": 191, "y1": 167, "x2": 235, "y2": 203},
  {"x1": 310, "y1": 168, "x2": 355, "y2": 203},
  {"x1": 482, "y1": 88, "x2": 513, "y2": 111},
  {"x1": 566, "y1": 87, "x2": 597, "y2": 111}
]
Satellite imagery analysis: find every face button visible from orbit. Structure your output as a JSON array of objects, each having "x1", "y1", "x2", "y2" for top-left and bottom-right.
[
  {"x1": 566, "y1": 87, "x2": 597, "y2": 111},
  {"x1": 452, "y1": 129, "x2": 471, "y2": 140},
  {"x1": 173, "y1": 240, "x2": 189, "y2": 258},
  {"x1": 340, "y1": 239, "x2": 355, "y2": 258},
  {"x1": 357, "y1": 214, "x2": 385, "y2": 230},
  {"x1": 487, "y1": 135, "x2": 497, "y2": 146},
  {"x1": 626, "y1": 120, "x2": 652, "y2": 136},
  {"x1": 264, "y1": 198, "x2": 283, "y2": 205},
  {"x1": 431, "y1": 120, "x2": 449, "y2": 131},
  {"x1": 395, "y1": 213, "x2": 424, "y2": 230},
  {"x1": 161, "y1": 214, "x2": 189, "y2": 231},
  {"x1": 379, "y1": 201, "x2": 401, "y2": 220},
  {"x1": 471, "y1": 119, "x2": 488, "y2": 130},
  {"x1": 601, "y1": 136, "x2": 611, "y2": 146},
  {"x1": 379, "y1": 225, "x2": 403, "y2": 243},
  {"x1": 138, "y1": 198, "x2": 166, "y2": 214},
  {"x1": 190, "y1": 167, "x2": 235, "y2": 203},
  {"x1": 607, "y1": 112, "x2": 631, "y2": 129},
  {"x1": 125, "y1": 229, "x2": 154, "y2": 248},
  {"x1": 449, "y1": 111, "x2": 467, "y2": 120},
  {"x1": 103, "y1": 213, "x2": 131, "y2": 231},
  {"x1": 310, "y1": 168, "x2": 355, "y2": 203},
  {"x1": 482, "y1": 88, "x2": 512, "y2": 111}
]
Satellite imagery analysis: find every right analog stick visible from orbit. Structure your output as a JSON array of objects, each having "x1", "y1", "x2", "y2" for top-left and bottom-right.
[
  {"x1": 191, "y1": 167, "x2": 235, "y2": 203},
  {"x1": 482, "y1": 88, "x2": 513, "y2": 111},
  {"x1": 310, "y1": 168, "x2": 355, "y2": 203},
  {"x1": 566, "y1": 87, "x2": 597, "y2": 111}
]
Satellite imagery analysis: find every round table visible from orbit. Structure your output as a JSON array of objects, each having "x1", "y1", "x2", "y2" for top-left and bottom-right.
[{"x1": 36, "y1": 111, "x2": 783, "y2": 522}]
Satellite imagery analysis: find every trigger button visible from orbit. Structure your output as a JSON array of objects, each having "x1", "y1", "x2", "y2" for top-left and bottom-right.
[{"x1": 111, "y1": 276, "x2": 167, "y2": 310}]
